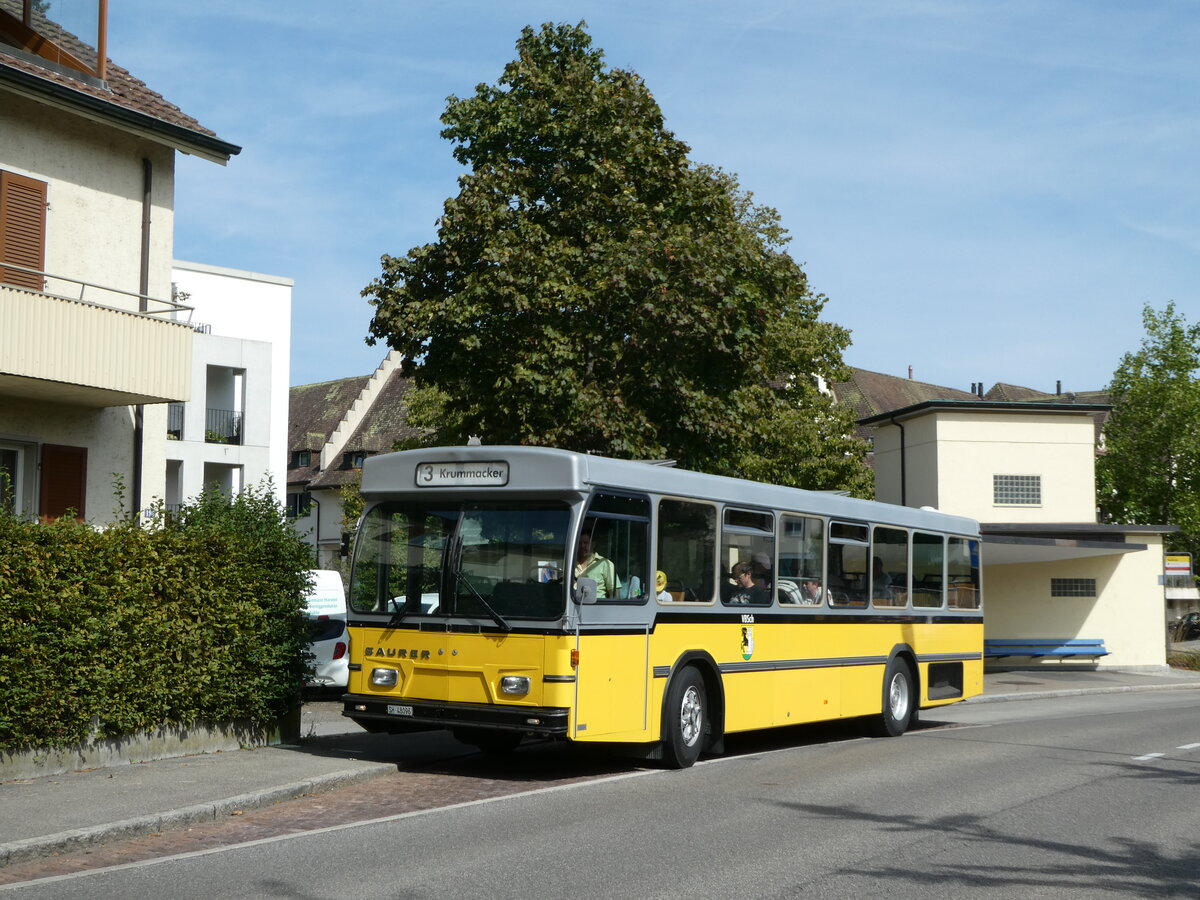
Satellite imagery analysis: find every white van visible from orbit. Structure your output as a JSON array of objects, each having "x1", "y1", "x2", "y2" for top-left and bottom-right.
[{"x1": 304, "y1": 569, "x2": 349, "y2": 689}]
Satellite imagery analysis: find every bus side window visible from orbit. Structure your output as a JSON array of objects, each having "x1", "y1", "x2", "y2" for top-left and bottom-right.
[
  {"x1": 580, "y1": 494, "x2": 651, "y2": 603},
  {"x1": 912, "y1": 532, "x2": 945, "y2": 608},
  {"x1": 657, "y1": 499, "x2": 716, "y2": 603},
  {"x1": 947, "y1": 537, "x2": 980, "y2": 609}
]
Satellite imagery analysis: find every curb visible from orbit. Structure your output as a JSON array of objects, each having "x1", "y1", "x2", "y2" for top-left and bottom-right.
[
  {"x1": 966, "y1": 680, "x2": 1200, "y2": 705},
  {"x1": 0, "y1": 762, "x2": 394, "y2": 868}
]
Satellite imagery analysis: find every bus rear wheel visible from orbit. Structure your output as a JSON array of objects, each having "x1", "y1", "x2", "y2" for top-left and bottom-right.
[
  {"x1": 870, "y1": 657, "x2": 914, "y2": 737},
  {"x1": 663, "y1": 666, "x2": 707, "y2": 769}
]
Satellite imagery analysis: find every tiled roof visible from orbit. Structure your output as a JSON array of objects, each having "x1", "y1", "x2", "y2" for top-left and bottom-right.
[
  {"x1": 832, "y1": 367, "x2": 977, "y2": 422},
  {"x1": 288, "y1": 371, "x2": 426, "y2": 489},
  {"x1": 985, "y1": 382, "x2": 1050, "y2": 401},
  {"x1": 287, "y1": 375, "x2": 371, "y2": 486},
  {"x1": 0, "y1": 1, "x2": 238, "y2": 159}
]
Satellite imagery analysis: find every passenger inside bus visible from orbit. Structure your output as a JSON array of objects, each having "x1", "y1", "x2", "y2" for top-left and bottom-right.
[{"x1": 725, "y1": 561, "x2": 770, "y2": 605}]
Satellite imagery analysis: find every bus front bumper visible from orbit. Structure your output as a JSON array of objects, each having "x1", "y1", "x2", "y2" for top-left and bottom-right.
[{"x1": 341, "y1": 694, "x2": 570, "y2": 736}]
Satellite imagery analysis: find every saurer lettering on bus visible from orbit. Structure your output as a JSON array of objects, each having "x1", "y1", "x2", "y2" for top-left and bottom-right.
[{"x1": 364, "y1": 647, "x2": 433, "y2": 659}]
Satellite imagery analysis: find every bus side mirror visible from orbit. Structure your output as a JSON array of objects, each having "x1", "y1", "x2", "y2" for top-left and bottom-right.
[{"x1": 573, "y1": 577, "x2": 598, "y2": 606}]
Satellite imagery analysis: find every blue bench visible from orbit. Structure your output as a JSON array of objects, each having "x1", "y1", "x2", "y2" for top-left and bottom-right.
[{"x1": 984, "y1": 638, "x2": 1109, "y2": 660}]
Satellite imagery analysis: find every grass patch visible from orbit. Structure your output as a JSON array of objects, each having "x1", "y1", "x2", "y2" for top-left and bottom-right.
[{"x1": 1168, "y1": 649, "x2": 1200, "y2": 671}]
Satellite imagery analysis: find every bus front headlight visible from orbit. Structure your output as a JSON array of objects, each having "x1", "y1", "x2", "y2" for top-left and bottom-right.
[
  {"x1": 371, "y1": 668, "x2": 399, "y2": 687},
  {"x1": 500, "y1": 675, "x2": 530, "y2": 695}
]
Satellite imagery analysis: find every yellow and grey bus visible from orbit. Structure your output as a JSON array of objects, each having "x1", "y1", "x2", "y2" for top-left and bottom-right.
[{"x1": 341, "y1": 446, "x2": 982, "y2": 767}]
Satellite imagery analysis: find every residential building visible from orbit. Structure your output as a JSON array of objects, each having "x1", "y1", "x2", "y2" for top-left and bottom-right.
[
  {"x1": 287, "y1": 352, "x2": 422, "y2": 568},
  {"x1": 844, "y1": 369, "x2": 1174, "y2": 670},
  {"x1": 0, "y1": 1, "x2": 239, "y2": 522},
  {"x1": 165, "y1": 261, "x2": 293, "y2": 511}
]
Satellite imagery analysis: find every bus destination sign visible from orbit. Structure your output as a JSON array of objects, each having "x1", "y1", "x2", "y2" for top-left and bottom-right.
[{"x1": 415, "y1": 460, "x2": 510, "y2": 488}]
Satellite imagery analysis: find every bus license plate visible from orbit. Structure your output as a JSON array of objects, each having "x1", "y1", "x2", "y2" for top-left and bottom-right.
[{"x1": 387, "y1": 704, "x2": 413, "y2": 717}]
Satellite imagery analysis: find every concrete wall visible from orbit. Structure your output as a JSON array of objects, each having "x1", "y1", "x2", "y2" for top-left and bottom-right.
[
  {"x1": 984, "y1": 532, "x2": 1167, "y2": 670},
  {"x1": 932, "y1": 411, "x2": 1097, "y2": 522},
  {"x1": 168, "y1": 262, "x2": 293, "y2": 508}
]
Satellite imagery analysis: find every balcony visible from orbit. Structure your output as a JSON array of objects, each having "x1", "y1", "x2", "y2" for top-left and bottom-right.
[
  {"x1": 205, "y1": 408, "x2": 243, "y2": 445},
  {"x1": 0, "y1": 265, "x2": 194, "y2": 407}
]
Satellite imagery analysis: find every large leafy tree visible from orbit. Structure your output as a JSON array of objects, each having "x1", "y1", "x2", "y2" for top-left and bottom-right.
[
  {"x1": 365, "y1": 22, "x2": 871, "y2": 494},
  {"x1": 1097, "y1": 302, "x2": 1200, "y2": 559}
]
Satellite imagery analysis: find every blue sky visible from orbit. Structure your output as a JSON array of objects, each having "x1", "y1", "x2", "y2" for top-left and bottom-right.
[{"x1": 106, "y1": 1, "x2": 1199, "y2": 393}]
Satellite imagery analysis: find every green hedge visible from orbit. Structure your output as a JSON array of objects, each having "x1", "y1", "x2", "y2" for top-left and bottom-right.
[{"x1": 0, "y1": 485, "x2": 314, "y2": 752}]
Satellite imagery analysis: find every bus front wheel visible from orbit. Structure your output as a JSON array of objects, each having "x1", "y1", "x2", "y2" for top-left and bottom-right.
[
  {"x1": 663, "y1": 666, "x2": 707, "y2": 768},
  {"x1": 870, "y1": 657, "x2": 914, "y2": 737}
]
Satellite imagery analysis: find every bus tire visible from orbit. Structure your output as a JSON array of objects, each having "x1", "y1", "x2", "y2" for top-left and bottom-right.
[
  {"x1": 663, "y1": 666, "x2": 707, "y2": 768},
  {"x1": 454, "y1": 727, "x2": 523, "y2": 756},
  {"x1": 870, "y1": 657, "x2": 914, "y2": 737}
]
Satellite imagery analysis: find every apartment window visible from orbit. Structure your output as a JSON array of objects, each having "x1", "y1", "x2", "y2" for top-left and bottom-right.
[
  {"x1": 344, "y1": 451, "x2": 367, "y2": 469},
  {"x1": 291, "y1": 449, "x2": 312, "y2": 468},
  {"x1": 0, "y1": 170, "x2": 47, "y2": 290},
  {"x1": 286, "y1": 491, "x2": 312, "y2": 518},
  {"x1": 1051, "y1": 578, "x2": 1096, "y2": 598},
  {"x1": 994, "y1": 474, "x2": 1041, "y2": 506}
]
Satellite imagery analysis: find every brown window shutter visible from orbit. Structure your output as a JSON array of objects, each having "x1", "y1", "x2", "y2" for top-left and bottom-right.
[
  {"x1": 0, "y1": 170, "x2": 47, "y2": 290},
  {"x1": 39, "y1": 444, "x2": 87, "y2": 521}
]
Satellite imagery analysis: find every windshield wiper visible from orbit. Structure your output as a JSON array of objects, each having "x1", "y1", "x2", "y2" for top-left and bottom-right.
[{"x1": 455, "y1": 568, "x2": 512, "y2": 633}]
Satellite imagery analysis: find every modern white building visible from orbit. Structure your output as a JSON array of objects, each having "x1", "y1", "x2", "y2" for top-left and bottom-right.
[{"x1": 164, "y1": 261, "x2": 293, "y2": 510}]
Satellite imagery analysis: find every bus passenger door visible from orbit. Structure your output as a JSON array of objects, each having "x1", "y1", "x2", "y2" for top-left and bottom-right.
[{"x1": 571, "y1": 499, "x2": 652, "y2": 742}]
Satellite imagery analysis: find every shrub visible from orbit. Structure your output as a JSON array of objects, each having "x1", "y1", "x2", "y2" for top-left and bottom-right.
[{"x1": 0, "y1": 484, "x2": 314, "y2": 751}]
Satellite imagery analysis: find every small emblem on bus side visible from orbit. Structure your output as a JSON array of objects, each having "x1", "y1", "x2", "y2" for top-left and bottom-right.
[
  {"x1": 741, "y1": 614, "x2": 754, "y2": 624},
  {"x1": 741, "y1": 626, "x2": 754, "y2": 661}
]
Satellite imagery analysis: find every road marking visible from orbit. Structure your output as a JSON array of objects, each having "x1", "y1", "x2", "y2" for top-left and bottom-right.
[
  {"x1": 1133, "y1": 753, "x2": 1165, "y2": 761},
  {"x1": 1177, "y1": 742, "x2": 1200, "y2": 750}
]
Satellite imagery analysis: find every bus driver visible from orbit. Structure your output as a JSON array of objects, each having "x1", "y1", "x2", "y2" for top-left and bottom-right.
[{"x1": 576, "y1": 528, "x2": 618, "y2": 599}]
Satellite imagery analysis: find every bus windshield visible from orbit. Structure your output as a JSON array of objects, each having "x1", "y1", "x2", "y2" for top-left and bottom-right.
[{"x1": 349, "y1": 500, "x2": 571, "y2": 620}]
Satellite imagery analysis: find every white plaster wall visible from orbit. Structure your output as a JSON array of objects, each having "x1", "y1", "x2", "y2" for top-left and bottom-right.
[
  {"x1": 984, "y1": 534, "x2": 1167, "y2": 670},
  {"x1": 871, "y1": 416, "x2": 941, "y2": 510},
  {"x1": 1, "y1": 93, "x2": 182, "y2": 522},
  {"x1": 0, "y1": 92, "x2": 176, "y2": 308},
  {"x1": 163, "y1": 332, "x2": 280, "y2": 506},
  {"x1": 0, "y1": 397, "x2": 145, "y2": 522},
  {"x1": 933, "y1": 412, "x2": 1097, "y2": 522},
  {"x1": 289, "y1": 484, "x2": 346, "y2": 568},
  {"x1": 169, "y1": 263, "x2": 293, "y2": 507}
]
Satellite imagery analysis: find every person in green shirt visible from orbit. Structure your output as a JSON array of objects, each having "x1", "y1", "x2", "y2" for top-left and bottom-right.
[{"x1": 575, "y1": 529, "x2": 618, "y2": 599}]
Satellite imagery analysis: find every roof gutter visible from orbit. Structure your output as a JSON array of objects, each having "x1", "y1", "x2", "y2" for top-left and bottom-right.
[
  {"x1": 888, "y1": 413, "x2": 907, "y2": 507},
  {"x1": 0, "y1": 63, "x2": 241, "y2": 164}
]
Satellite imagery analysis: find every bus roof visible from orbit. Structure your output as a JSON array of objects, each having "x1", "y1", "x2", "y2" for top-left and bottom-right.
[{"x1": 361, "y1": 446, "x2": 980, "y2": 537}]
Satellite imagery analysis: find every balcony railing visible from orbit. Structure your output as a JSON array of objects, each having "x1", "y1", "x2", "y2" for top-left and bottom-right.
[
  {"x1": 205, "y1": 408, "x2": 243, "y2": 445},
  {"x1": 167, "y1": 402, "x2": 184, "y2": 440},
  {"x1": 0, "y1": 264, "x2": 194, "y2": 406},
  {"x1": 0, "y1": 261, "x2": 194, "y2": 319}
]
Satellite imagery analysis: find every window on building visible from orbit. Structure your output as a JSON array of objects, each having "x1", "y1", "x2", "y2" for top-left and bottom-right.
[
  {"x1": 291, "y1": 449, "x2": 312, "y2": 468},
  {"x1": 994, "y1": 474, "x2": 1041, "y2": 506},
  {"x1": 0, "y1": 170, "x2": 47, "y2": 290},
  {"x1": 344, "y1": 451, "x2": 368, "y2": 469},
  {"x1": 286, "y1": 491, "x2": 312, "y2": 518},
  {"x1": 1050, "y1": 578, "x2": 1096, "y2": 598},
  {"x1": 39, "y1": 444, "x2": 87, "y2": 521}
]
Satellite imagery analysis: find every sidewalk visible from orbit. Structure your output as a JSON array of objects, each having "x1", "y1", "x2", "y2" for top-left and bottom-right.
[{"x1": 4, "y1": 668, "x2": 1200, "y2": 867}]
